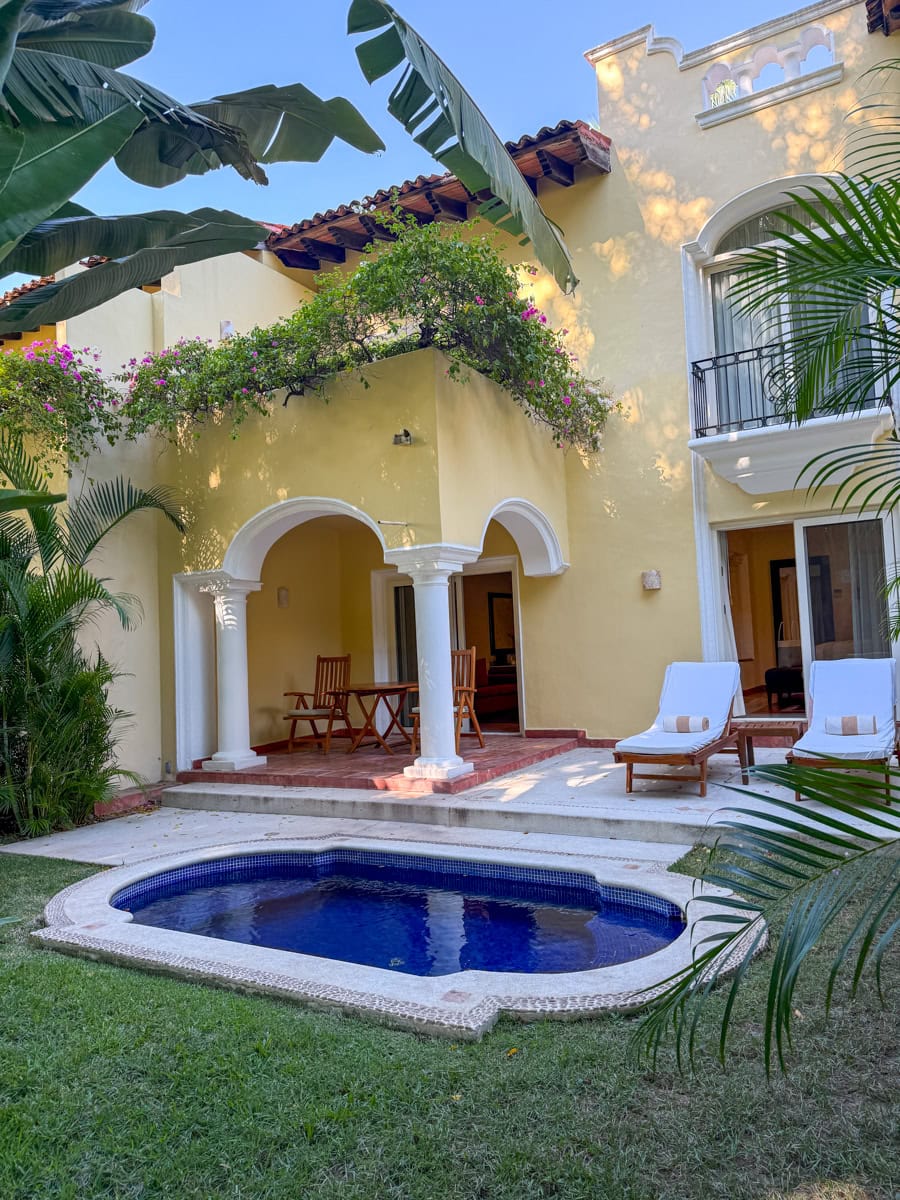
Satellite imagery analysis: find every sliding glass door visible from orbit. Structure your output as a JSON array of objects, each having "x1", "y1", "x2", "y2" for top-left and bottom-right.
[{"x1": 794, "y1": 517, "x2": 894, "y2": 697}]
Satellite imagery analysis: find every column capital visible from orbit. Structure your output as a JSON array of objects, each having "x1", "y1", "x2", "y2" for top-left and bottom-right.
[
  {"x1": 386, "y1": 543, "x2": 480, "y2": 581},
  {"x1": 195, "y1": 571, "x2": 262, "y2": 598}
]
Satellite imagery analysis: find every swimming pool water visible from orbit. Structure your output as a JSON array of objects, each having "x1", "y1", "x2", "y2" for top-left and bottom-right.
[{"x1": 113, "y1": 850, "x2": 684, "y2": 976}]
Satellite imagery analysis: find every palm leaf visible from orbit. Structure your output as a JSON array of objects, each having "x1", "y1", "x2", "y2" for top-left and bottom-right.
[
  {"x1": 0, "y1": 431, "x2": 64, "y2": 570},
  {"x1": 728, "y1": 178, "x2": 900, "y2": 422},
  {"x1": 65, "y1": 477, "x2": 184, "y2": 567},
  {"x1": 634, "y1": 766, "x2": 900, "y2": 1073},
  {"x1": 0, "y1": 487, "x2": 65, "y2": 513},
  {"x1": 348, "y1": 0, "x2": 577, "y2": 294}
]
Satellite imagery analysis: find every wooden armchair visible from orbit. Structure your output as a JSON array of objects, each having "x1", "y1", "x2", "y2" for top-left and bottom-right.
[
  {"x1": 410, "y1": 647, "x2": 485, "y2": 756},
  {"x1": 283, "y1": 654, "x2": 351, "y2": 753}
]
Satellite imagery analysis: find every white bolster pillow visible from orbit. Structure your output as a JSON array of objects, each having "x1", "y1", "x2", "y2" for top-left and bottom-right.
[{"x1": 662, "y1": 715, "x2": 710, "y2": 733}]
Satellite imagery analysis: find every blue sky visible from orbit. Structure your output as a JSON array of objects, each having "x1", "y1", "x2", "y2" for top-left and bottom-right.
[{"x1": 73, "y1": 0, "x2": 801, "y2": 228}]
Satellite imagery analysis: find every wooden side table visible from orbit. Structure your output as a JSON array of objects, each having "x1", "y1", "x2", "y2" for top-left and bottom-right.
[{"x1": 731, "y1": 717, "x2": 806, "y2": 785}]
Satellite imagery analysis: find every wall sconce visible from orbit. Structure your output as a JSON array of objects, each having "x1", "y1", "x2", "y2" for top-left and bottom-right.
[
  {"x1": 276, "y1": 587, "x2": 290, "y2": 609},
  {"x1": 641, "y1": 570, "x2": 662, "y2": 591},
  {"x1": 392, "y1": 429, "x2": 413, "y2": 446},
  {"x1": 219, "y1": 319, "x2": 235, "y2": 339}
]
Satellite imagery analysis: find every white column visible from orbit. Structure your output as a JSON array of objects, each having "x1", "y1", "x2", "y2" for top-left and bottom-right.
[
  {"x1": 388, "y1": 546, "x2": 479, "y2": 781},
  {"x1": 201, "y1": 575, "x2": 267, "y2": 772}
]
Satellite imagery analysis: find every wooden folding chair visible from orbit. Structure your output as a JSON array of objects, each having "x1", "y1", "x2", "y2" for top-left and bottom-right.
[
  {"x1": 410, "y1": 647, "x2": 485, "y2": 756},
  {"x1": 283, "y1": 654, "x2": 351, "y2": 753}
]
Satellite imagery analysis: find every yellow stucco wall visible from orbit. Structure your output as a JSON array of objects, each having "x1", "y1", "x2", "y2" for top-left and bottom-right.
[{"x1": 59, "y1": 252, "x2": 312, "y2": 780}]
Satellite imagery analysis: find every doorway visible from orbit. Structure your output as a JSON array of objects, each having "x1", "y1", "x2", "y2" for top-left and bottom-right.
[
  {"x1": 381, "y1": 566, "x2": 522, "y2": 733},
  {"x1": 723, "y1": 517, "x2": 893, "y2": 714}
]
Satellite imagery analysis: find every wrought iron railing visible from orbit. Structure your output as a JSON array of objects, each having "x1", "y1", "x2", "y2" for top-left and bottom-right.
[{"x1": 690, "y1": 343, "x2": 879, "y2": 437}]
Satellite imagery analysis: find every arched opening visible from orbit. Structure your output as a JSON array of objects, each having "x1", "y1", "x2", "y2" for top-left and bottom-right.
[
  {"x1": 246, "y1": 514, "x2": 385, "y2": 750},
  {"x1": 480, "y1": 497, "x2": 568, "y2": 577},
  {"x1": 223, "y1": 496, "x2": 386, "y2": 582}
]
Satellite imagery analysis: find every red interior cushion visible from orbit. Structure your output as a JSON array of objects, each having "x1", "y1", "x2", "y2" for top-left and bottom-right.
[{"x1": 475, "y1": 657, "x2": 489, "y2": 688}]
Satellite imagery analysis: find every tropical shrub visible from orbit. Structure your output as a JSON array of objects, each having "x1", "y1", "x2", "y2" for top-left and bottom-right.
[
  {"x1": 0, "y1": 434, "x2": 184, "y2": 836},
  {"x1": 123, "y1": 217, "x2": 617, "y2": 452}
]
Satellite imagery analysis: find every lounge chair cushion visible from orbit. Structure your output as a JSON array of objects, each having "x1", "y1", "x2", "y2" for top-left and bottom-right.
[
  {"x1": 615, "y1": 661, "x2": 740, "y2": 758},
  {"x1": 793, "y1": 658, "x2": 895, "y2": 761},
  {"x1": 286, "y1": 707, "x2": 334, "y2": 719}
]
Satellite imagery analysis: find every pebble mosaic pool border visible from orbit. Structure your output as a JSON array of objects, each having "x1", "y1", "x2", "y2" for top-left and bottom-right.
[{"x1": 35, "y1": 836, "x2": 763, "y2": 1039}]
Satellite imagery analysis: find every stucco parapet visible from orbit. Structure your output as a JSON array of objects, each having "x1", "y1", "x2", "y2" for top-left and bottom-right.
[{"x1": 585, "y1": 0, "x2": 858, "y2": 71}]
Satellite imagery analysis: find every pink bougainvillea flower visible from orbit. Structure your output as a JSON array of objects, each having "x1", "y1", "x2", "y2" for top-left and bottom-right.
[
  {"x1": 474, "y1": 296, "x2": 485, "y2": 306},
  {"x1": 563, "y1": 396, "x2": 572, "y2": 405},
  {"x1": 42, "y1": 403, "x2": 55, "y2": 412}
]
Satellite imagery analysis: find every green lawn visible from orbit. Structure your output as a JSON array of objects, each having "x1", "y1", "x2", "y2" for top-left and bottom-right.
[{"x1": 0, "y1": 850, "x2": 896, "y2": 1200}]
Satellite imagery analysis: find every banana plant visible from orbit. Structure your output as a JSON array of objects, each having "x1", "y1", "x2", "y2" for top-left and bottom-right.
[{"x1": 0, "y1": 0, "x2": 577, "y2": 334}]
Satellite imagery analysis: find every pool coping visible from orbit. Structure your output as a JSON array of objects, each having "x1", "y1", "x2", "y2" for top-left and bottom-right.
[{"x1": 33, "y1": 834, "x2": 762, "y2": 1039}]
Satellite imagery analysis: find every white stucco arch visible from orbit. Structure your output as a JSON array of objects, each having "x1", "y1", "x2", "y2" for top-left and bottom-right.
[
  {"x1": 481, "y1": 498, "x2": 568, "y2": 577},
  {"x1": 691, "y1": 172, "x2": 838, "y2": 262},
  {"x1": 222, "y1": 496, "x2": 387, "y2": 582}
]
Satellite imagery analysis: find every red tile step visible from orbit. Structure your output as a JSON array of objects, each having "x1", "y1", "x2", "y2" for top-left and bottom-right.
[{"x1": 177, "y1": 735, "x2": 580, "y2": 795}]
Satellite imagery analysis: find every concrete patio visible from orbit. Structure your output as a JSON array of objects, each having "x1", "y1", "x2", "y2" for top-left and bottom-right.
[{"x1": 4, "y1": 745, "x2": 884, "y2": 868}]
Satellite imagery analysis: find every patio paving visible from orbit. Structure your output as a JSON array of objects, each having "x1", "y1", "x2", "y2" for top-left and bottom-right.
[
  {"x1": 163, "y1": 745, "x2": 897, "y2": 846},
  {"x1": 179, "y1": 733, "x2": 580, "y2": 794}
]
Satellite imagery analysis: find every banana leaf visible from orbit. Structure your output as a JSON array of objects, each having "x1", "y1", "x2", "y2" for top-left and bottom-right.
[
  {"x1": 116, "y1": 82, "x2": 385, "y2": 188},
  {"x1": 15, "y1": 6, "x2": 154, "y2": 69},
  {"x1": 0, "y1": 98, "x2": 143, "y2": 262},
  {"x1": 348, "y1": 0, "x2": 577, "y2": 293},
  {"x1": 0, "y1": 209, "x2": 267, "y2": 332},
  {"x1": 4, "y1": 205, "x2": 258, "y2": 276}
]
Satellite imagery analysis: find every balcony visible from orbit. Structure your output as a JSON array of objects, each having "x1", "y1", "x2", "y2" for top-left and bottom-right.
[{"x1": 688, "y1": 344, "x2": 892, "y2": 495}]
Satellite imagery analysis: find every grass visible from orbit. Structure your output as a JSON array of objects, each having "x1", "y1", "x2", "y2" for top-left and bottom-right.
[{"x1": 0, "y1": 849, "x2": 897, "y2": 1200}]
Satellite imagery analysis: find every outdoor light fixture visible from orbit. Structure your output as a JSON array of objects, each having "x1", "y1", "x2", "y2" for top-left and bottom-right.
[
  {"x1": 641, "y1": 570, "x2": 662, "y2": 591},
  {"x1": 219, "y1": 319, "x2": 235, "y2": 339},
  {"x1": 276, "y1": 587, "x2": 290, "y2": 608},
  {"x1": 392, "y1": 429, "x2": 413, "y2": 445}
]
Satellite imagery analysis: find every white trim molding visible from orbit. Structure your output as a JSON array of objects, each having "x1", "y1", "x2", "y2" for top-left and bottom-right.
[
  {"x1": 696, "y1": 63, "x2": 843, "y2": 129},
  {"x1": 688, "y1": 410, "x2": 893, "y2": 495},
  {"x1": 585, "y1": 0, "x2": 857, "y2": 71},
  {"x1": 223, "y1": 496, "x2": 386, "y2": 582},
  {"x1": 479, "y1": 498, "x2": 569, "y2": 577}
]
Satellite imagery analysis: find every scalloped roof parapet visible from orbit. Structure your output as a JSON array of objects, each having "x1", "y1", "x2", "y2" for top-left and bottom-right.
[{"x1": 584, "y1": 0, "x2": 858, "y2": 71}]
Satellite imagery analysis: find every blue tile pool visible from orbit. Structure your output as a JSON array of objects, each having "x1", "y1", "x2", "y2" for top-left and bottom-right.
[{"x1": 112, "y1": 849, "x2": 685, "y2": 976}]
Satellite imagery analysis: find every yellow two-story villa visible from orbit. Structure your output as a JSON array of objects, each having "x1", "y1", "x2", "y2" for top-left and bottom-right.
[{"x1": 3, "y1": 0, "x2": 895, "y2": 794}]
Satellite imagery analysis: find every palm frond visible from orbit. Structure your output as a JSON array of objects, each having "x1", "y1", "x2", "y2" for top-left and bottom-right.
[
  {"x1": 0, "y1": 432, "x2": 64, "y2": 571},
  {"x1": 800, "y1": 437, "x2": 900, "y2": 515},
  {"x1": 64, "y1": 477, "x2": 185, "y2": 567},
  {"x1": 634, "y1": 764, "x2": 900, "y2": 1073},
  {"x1": 727, "y1": 178, "x2": 900, "y2": 422},
  {"x1": 348, "y1": 0, "x2": 577, "y2": 294}
]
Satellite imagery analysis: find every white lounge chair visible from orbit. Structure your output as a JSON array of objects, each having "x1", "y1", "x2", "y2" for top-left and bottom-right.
[
  {"x1": 787, "y1": 658, "x2": 897, "y2": 799},
  {"x1": 613, "y1": 661, "x2": 740, "y2": 797}
]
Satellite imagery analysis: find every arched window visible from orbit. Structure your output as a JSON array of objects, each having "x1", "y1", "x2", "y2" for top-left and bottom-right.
[{"x1": 714, "y1": 200, "x2": 828, "y2": 254}]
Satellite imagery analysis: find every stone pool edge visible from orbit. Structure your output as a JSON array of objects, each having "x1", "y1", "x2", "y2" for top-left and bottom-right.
[{"x1": 33, "y1": 835, "x2": 763, "y2": 1040}]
